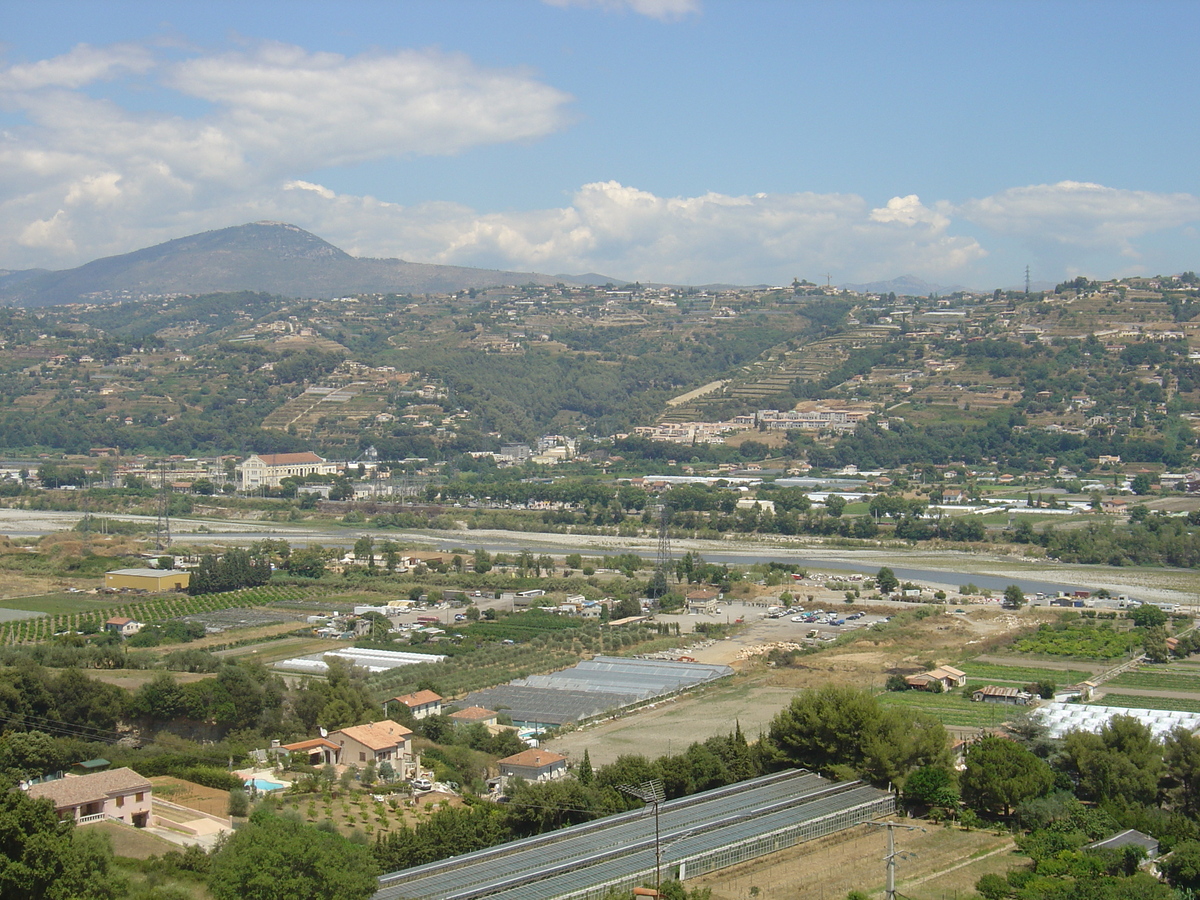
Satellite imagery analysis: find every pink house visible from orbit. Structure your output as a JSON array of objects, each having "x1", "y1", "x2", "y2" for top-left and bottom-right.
[
  {"x1": 329, "y1": 720, "x2": 414, "y2": 776},
  {"x1": 26, "y1": 767, "x2": 153, "y2": 827}
]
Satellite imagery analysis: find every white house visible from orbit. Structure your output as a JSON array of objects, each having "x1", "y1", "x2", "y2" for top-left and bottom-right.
[{"x1": 237, "y1": 452, "x2": 338, "y2": 489}]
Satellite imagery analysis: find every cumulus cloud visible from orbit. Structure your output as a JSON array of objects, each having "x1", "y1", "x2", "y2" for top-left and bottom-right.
[
  {"x1": 166, "y1": 43, "x2": 572, "y2": 168},
  {"x1": 262, "y1": 179, "x2": 987, "y2": 285},
  {"x1": 542, "y1": 0, "x2": 701, "y2": 22},
  {"x1": 870, "y1": 194, "x2": 950, "y2": 231},
  {"x1": 0, "y1": 40, "x2": 572, "y2": 268},
  {"x1": 957, "y1": 181, "x2": 1200, "y2": 257}
]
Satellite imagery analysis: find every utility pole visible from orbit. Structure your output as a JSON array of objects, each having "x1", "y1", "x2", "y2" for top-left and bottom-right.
[
  {"x1": 865, "y1": 820, "x2": 924, "y2": 900},
  {"x1": 618, "y1": 780, "x2": 665, "y2": 893}
]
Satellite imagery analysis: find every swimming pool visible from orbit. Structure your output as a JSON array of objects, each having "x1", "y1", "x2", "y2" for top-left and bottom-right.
[{"x1": 245, "y1": 778, "x2": 286, "y2": 792}]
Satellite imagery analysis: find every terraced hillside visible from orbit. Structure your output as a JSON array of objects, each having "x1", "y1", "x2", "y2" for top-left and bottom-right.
[{"x1": 661, "y1": 326, "x2": 891, "y2": 423}]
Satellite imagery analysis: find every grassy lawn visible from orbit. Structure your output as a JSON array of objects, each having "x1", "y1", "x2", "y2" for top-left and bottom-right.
[
  {"x1": 1107, "y1": 670, "x2": 1200, "y2": 693},
  {"x1": 1095, "y1": 694, "x2": 1200, "y2": 713},
  {"x1": 876, "y1": 690, "x2": 1017, "y2": 728}
]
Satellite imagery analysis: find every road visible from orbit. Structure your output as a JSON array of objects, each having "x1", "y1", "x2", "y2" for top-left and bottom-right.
[{"x1": 0, "y1": 508, "x2": 1196, "y2": 608}]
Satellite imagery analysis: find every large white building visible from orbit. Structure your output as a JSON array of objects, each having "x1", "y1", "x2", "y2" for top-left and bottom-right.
[{"x1": 237, "y1": 452, "x2": 338, "y2": 489}]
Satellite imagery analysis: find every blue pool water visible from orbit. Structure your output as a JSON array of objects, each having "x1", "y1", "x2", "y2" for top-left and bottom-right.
[{"x1": 245, "y1": 778, "x2": 286, "y2": 792}]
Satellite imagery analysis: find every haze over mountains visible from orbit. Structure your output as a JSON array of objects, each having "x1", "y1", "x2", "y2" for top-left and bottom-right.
[
  {"x1": 0, "y1": 221, "x2": 1004, "y2": 308},
  {"x1": 0, "y1": 222, "x2": 619, "y2": 307}
]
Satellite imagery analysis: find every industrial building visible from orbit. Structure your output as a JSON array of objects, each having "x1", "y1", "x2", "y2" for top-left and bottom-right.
[{"x1": 103, "y1": 568, "x2": 190, "y2": 591}]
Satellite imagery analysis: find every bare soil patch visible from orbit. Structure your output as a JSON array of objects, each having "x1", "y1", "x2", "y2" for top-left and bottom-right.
[
  {"x1": 150, "y1": 776, "x2": 231, "y2": 817},
  {"x1": 691, "y1": 822, "x2": 1014, "y2": 900},
  {"x1": 87, "y1": 670, "x2": 214, "y2": 690}
]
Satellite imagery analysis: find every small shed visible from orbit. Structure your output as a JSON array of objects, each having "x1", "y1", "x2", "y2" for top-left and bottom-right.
[{"x1": 971, "y1": 685, "x2": 1032, "y2": 706}]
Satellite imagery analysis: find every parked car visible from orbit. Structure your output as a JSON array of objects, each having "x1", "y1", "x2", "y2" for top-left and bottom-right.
[{"x1": 411, "y1": 778, "x2": 433, "y2": 791}]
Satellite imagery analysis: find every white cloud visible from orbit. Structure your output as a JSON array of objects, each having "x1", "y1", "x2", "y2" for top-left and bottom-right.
[
  {"x1": 0, "y1": 43, "x2": 154, "y2": 91},
  {"x1": 166, "y1": 43, "x2": 572, "y2": 168},
  {"x1": 870, "y1": 194, "x2": 950, "y2": 231},
  {"x1": 18, "y1": 209, "x2": 74, "y2": 253},
  {"x1": 264, "y1": 179, "x2": 987, "y2": 284},
  {"x1": 284, "y1": 180, "x2": 336, "y2": 200},
  {"x1": 542, "y1": 0, "x2": 701, "y2": 22},
  {"x1": 957, "y1": 181, "x2": 1200, "y2": 257},
  {"x1": 0, "y1": 40, "x2": 573, "y2": 269}
]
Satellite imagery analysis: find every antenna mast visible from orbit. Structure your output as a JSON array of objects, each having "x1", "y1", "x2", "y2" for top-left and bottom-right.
[
  {"x1": 1025, "y1": 265, "x2": 1031, "y2": 296},
  {"x1": 155, "y1": 462, "x2": 171, "y2": 551}
]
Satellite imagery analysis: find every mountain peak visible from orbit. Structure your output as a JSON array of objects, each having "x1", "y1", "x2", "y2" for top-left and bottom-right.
[{"x1": 0, "y1": 222, "x2": 580, "y2": 306}]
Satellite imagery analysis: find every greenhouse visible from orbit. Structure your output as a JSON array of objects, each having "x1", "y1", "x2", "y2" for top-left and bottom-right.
[
  {"x1": 461, "y1": 656, "x2": 733, "y2": 729},
  {"x1": 375, "y1": 769, "x2": 894, "y2": 900},
  {"x1": 1036, "y1": 700, "x2": 1200, "y2": 739},
  {"x1": 273, "y1": 647, "x2": 447, "y2": 674}
]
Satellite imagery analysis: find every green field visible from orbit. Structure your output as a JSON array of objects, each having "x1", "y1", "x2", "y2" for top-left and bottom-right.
[
  {"x1": 1107, "y1": 670, "x2": 1200, "y2": 693},
  {"x1": 0, "y1": 593, "x2": 112, "y2": 615},
  {"x1": 960, "y1": 662, "x2": 1091, "y2": 686},
  {"x1": 1094, "y1": 694, "x2": 1200, "y2": 714},
  {"x1": 876, "y1": 690, "x2": 1019, "y2": 728}
]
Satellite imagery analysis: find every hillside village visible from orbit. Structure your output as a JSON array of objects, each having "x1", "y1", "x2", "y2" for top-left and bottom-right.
[{"x1": 6, "y1": 274, "x2": 1200, "y2": 900}]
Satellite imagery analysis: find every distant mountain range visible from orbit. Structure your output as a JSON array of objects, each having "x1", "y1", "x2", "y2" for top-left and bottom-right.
[
  {"x1": 0, "y1": 222, "x2": 621, "y2": 307},
  {"x1": 838, "y1": 274, "x2": 978, "y2": 296}
]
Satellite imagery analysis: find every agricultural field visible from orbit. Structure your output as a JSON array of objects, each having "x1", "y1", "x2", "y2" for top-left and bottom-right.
[
  {"x1": 273, "y1": 786, "x2": 464, "y2": 840},
  {"x1": 0, "y1": 583, "x2": 319, "y2": 645},
  {"x1": 957, "y1": 661, "x2": 1091, "y2": 687},
  {"x1": 1010, "y1": 621, "x2": 1142, "y2": 660},
  {"x1": 0, "y1": 592, "x2": 127, "y2": 616},
  {"x1": 692, "y1": 821, "x2": 1015, "y2": 900},
  {"x1": 1092, "y1": 693, "x2": 1200, "y2": 714},
  {"x1": 1107, "y1": 669, "x2": 1200, "y2": 693},
  {"x1": 875, "y1": 689, "x2": 1016, "y2": 729}
]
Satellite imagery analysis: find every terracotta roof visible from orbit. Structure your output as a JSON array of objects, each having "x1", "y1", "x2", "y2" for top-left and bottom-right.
[
  {"x1": 282, "y1": 738, "x2": 340, "y2": 752},
  {"x1": 448, "y1": 706, "x2": 497, "y2": 721},
  {"x1": 27, "y1": 767, "x2": 151, "y2": 808},
  {"x1": 393, "y1": 690, "x2": 442, "y2": 707},
  {"x1": 932, "y1": 665, "x2": 966, "y2": 679},
  {"x1": 251, "y1": 452, "x2": 327, "y2": 465},
  {"x1": 499, "y1": 748, "x2": 566, "y2": 769},
  {"x1": 106, "y1": 617, "x2": 134, "y2": 625},
  {"x1": 332, "y1": 720, "x2": 412, "y2": 752}
]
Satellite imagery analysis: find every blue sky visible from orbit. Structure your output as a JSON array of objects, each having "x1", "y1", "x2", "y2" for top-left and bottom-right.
[{"x1": 2, "y1": 0, "x2": 1198, "y2": 288}]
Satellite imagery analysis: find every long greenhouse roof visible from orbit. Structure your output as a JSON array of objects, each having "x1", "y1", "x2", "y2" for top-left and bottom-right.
[
  {"x1": 461, "y1": 656, "x2": 733, "y2": 726},
  {"x1": 374, "y1": 769, "x2": 891, "y2": 900}
]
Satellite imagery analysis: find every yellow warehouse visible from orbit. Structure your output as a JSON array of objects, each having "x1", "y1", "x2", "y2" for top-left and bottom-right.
[{"x1": 104, "y1": 568, "x2": 190, "y2": 591}]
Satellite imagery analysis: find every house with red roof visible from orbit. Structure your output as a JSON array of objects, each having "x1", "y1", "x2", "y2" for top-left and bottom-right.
[
  {"x1": 391, "y1": 689, "x2": 443, "y2": 720},
  {"x1": 26, "y1": 767, "x2": 153, "y2": 827}
]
